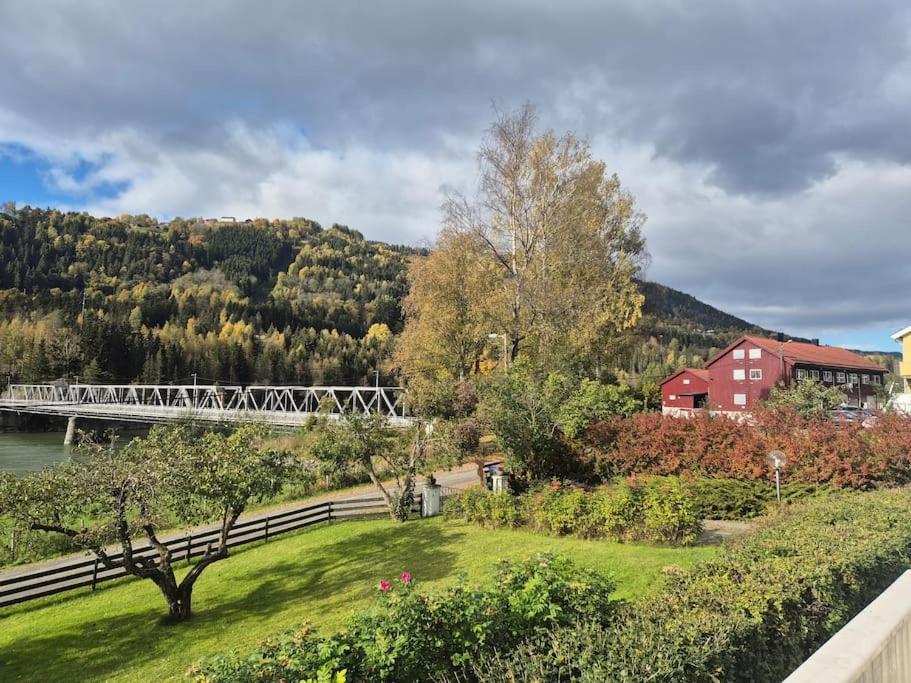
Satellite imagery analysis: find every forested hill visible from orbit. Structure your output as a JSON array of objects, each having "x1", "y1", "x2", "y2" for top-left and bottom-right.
[
  {"x1": 639, "y1": 280, "x2": 759, "y2": 332},
  {"x1": 0, "y1": 207, "x2": 412, "y2": 385},
  {"x1": 0, "y1": 205, "x2": 792, "y2": 387}
]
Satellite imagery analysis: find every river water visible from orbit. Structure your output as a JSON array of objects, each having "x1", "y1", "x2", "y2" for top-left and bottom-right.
[
  {"x1": 0, "y1": 430, "x2": 147, "y2": 474},
  {"x1": 0, "y1": 432, "x2": 76, "y2": 473}
]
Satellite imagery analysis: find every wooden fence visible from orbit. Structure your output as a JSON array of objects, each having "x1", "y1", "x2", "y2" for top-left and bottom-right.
[{"x1": 0, "y1": 493, "x2": 421, "y2": 609}]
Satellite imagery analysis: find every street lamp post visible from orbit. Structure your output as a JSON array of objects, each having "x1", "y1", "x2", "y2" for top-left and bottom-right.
[{"x1": 768, "y1": 450, "x2": 786, "y2": 505}]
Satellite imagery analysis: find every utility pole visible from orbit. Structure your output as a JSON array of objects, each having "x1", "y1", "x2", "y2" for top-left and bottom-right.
[{"x1": 192, "y1": 372, "x2": 198, "y2": 409}]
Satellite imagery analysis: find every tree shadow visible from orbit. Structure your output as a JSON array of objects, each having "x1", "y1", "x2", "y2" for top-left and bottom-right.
[{"x1": 0, "y1": 519, "x2": 466, "y2": 681}]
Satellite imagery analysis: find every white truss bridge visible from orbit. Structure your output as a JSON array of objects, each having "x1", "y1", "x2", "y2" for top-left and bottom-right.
[{"x1": 0, "y1": 384, "x2": 411, "y2": 428}]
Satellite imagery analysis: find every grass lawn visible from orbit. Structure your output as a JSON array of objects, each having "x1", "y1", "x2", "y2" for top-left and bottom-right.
[{"x1": 0, "y1": 517, "x2": 718, "y2": 682}]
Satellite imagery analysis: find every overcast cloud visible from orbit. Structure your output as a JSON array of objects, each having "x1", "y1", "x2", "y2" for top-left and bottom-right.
[{"x1": 1, "y1": 0, "x2": 909, "y2": 346}]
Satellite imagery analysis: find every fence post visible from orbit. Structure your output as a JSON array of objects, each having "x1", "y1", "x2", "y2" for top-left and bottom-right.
[
  {"x1": 264, "y1": 516, "x2": 270, "y2": 543},
  {"x1": 327, "y1": 501, "x2": 333, "y2": 524},
  {"x1": 186, "y1": 535, "x2": 191, "y2": 564},
  {"x1": 91, "y1": 558, "x2": 99, "y2": 592}
]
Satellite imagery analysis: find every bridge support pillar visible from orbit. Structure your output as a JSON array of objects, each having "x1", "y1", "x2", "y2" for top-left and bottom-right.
[{"x1": 63, "y1": 416, "x2": 78, "y2": 446}]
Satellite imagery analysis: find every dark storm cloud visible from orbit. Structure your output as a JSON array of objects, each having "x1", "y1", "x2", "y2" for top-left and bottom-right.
[
  {"x1": 0, "y1": 0, "x2": 910, "y2": 338},
  {"x1": 3, "y1": 0, "x2": 910, "y2": 187}
]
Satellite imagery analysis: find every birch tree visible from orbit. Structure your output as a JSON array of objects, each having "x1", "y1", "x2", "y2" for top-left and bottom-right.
[{"x1": 443, "y1": 104, "x2": 648, "y2": 374}]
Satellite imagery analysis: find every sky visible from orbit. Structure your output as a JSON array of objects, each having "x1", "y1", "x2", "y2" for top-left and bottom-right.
[{"x1": 0, "y1": 1, "x2": 909, "y2": 351}]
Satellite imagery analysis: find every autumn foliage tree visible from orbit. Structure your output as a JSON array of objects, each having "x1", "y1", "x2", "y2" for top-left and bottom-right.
[
  {"x1": 394, "y1": 231, "x2": 504, "y2": 385},
  {"x1": 440, "y1": 104, "x2": 649, "y2": 375}
]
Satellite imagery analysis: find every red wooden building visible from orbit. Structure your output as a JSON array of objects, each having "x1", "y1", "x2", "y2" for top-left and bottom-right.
[
  {"x1": 658, "y1": 368, "x2": 711, "y2": 416},
  {"x1": 660, "y1": 335, "x2": 887, "y2": 415}
]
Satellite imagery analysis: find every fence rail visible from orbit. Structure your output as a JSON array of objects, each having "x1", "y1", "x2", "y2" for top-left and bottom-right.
[{"x1": 0, "y1": 493, "x2": 421, "y2": 609}]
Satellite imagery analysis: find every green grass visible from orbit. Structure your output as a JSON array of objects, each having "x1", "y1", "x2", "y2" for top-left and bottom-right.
[{"x1": 0, "y1": 517, "x2": 717, "y2": 682}]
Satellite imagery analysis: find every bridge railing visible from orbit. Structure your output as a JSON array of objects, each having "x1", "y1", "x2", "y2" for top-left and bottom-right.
[{"x1": 2, "y1": 384, "x2": 408, "y2": 418}]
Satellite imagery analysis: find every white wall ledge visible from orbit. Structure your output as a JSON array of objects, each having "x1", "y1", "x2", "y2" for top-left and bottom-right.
[{"x1": 784, "y1": 570, "x2": 911, "y2": 683}]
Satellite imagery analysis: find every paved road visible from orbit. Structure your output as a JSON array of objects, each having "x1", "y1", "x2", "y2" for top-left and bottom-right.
[{"x1": 0, "y1": 461, "x2": 490, "y2": 584}]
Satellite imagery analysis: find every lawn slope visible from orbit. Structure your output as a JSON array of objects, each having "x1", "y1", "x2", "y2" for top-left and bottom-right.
[{"x1": 0, "y1": 517, "x2": 716, "y2": 682}]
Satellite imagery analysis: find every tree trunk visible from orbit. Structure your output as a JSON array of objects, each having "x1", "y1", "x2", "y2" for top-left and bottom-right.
[{"x1": 162, "y1": 583, "x2": 193, "y2": 621}]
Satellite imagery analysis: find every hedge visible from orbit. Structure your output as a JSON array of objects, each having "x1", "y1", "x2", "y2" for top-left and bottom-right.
[
  {"x1": 585, "y1": 409, "x2": 911, "y2": 489},
  {"x1": 444, "y1": 480, "x2": 703, "y2": 544},
  {"x1": 692, "y1": 477, "x2": 833, "y2": 519},
  {"x1": 466, "y1": 487, "x2": 911, "y2": 682}
]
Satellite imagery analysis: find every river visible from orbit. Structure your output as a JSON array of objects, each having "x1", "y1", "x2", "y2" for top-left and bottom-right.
[
  {"x1": 0, "y1": 431, "x2": 145, "y2": 474},
  {"x1": 0, "y1": 432, "x2": 77, "y2": 473}
]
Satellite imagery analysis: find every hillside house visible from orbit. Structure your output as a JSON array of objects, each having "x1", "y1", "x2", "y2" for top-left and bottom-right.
[{"x1": 660, "y1": 335, "x2": 887, "y2": 415}]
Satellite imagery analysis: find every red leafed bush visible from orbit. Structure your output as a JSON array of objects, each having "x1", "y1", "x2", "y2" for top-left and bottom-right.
[{"x1": 584, "y1": 409, "x2": 911, "y2": 489}]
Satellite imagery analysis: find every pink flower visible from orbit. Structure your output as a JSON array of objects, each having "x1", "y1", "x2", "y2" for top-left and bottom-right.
[
  {"x1": 400, "y1": 571, "x2": 412, "y2": 584},
  {"x1": 378, "y1": 580, "x2": 391, "y2": 592}
]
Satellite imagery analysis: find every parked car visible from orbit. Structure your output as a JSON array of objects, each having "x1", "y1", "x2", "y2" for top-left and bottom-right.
[{"x1": 829, "y1": 405, "x2": 877, "y2": 428}]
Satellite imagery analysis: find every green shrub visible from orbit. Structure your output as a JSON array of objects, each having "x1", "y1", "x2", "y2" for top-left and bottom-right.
[
  {"x1": 470, "y1": 488, "x2": 911, "y2": 682},
  {"x1": 691, "y1": 477, "x2": 835, "y2": 520},
  {"x1": 527, "y1": 487, "x2": 602, "y2": 537},
  {"x1": 639, "y1": 477, "x2": 702, "y2": 545},
  {"x1": 692, "y1": 478, "x2": 769, "y2": 519},
  {"x1": 190, "y1": 554, "x2": 615, "y2": 683},
  {"x1": 444, "y1": 486, "x2": 525, "y2": 528},
  {"x1": 597, "y1": 481, "x2": 642, "y2": 540},
  {"x1": 447, "y1": 480, "x2": 703, "y2": 545},
  {"x1": 556, "y1": 379, "x2": 642, "y2": 438}
]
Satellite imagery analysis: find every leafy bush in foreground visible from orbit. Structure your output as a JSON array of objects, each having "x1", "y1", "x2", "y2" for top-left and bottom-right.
[
  {"x1": 189, "y1": 554, "x2": 615, "y2": 683},
  {"x1": 467, "y1": 488, "x2": 911, "y2": 682}
]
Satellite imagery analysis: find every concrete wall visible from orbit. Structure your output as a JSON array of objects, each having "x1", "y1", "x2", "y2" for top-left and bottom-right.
[{"x1": 784, "y1": 570, "x2": 911, "y2": 683}]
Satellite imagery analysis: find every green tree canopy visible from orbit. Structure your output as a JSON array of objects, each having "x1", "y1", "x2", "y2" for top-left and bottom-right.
[
  {"x1": 0, "y1": 425, "x2": 292, "y2": 620},
  {"x1": 763, "y1": 379, "x2": 848, "y2": 418}
]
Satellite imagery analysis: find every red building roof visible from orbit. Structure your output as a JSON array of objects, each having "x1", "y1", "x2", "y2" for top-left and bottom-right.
[
  {"x1": 658, "y1": 367, "x2": 711, "y2": 386},
  {"x1": 707, "y1": 335, "x2": 887, "y2": 372}
]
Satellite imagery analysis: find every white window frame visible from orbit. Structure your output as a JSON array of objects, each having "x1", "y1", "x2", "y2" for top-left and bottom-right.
[
  {"x1": 810, "y1": 370, "x2": 820, "y2": 380},
  {"x1": 748, "y1": 348, "x2": 762, "y2": 359},
  {"x1": 749, "y1": 369, "x2": 762, "y2": 380},
  {"x1": 823, "y1": 371, "x2": 833, "y2": 382},
  {"x1": 873, "y1": 375, "x2": 881, "y2": 385},
  {"x1": 732, "y1": 349, "x2": 745, "y2": 360},
  {"x1": 733, "y1": 369, "x2": 746, "y2": 381},
  {"x1": 796, "y1": 369, "x2": 808, "y2": 380},
  {"x1": 733, "y1": 393, "x2": 747, "y2": 406},
  {"x1": 862, "y1": 374, "x2": 870, "y2": 384},
  {"x1": 682, "y1": 378, "x2": 690, "y2": 385},
  {"x1": 669, "y1": 394, "x2": 676, "y2": 400},
  {"x1": 836, "y1": 372, "x2": 846, "y2": 384},
  {"x1": 850, "y1": 373, "x2": 859, "y2": 385}
]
